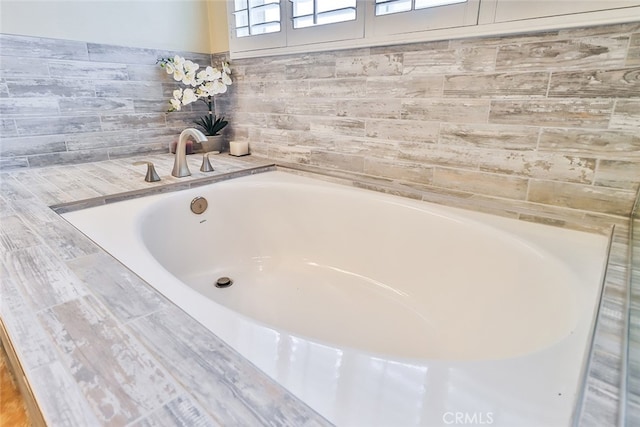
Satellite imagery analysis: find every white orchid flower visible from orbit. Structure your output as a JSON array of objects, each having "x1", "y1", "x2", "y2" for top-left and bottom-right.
[
  {"x1": 196, "y1": 70, "x2": 207, "y2": 85},
  {"x1": 170, "y1": 98, "x2": 182, "y2": 111},
  {"x1": 182, "y1": 71, "x2": 197, "y2": 86},
  {"x1": 211, "y1": 79, "x2": 227, "y2": 94},
  {"x1": 172, "y1": 68, "x2": 185, "y2": 82},
  {"x1": 173, "y1": 55, "x2": 185, "y2": 67},
  {"x1": 182, "y1": 88, "x2": 198, "y2": 105},
  {"x1": 200, "y1": 67, "x2": 221, "y2": 82},
  {"x1": 221, "y1": 72, "x2": 232, "y2": 86},
  {"x1": 164, "y1": 62, "x2": 175, "y2": 75},
  {"x1": 183, "y1": 60, "x2": 199, "y2": 74},
  {"x1": 199, "y1": 81, "x2": 214, "y2": 96},
  {"x1": 172, "y1": 88, "x2": 183, "y2": 99}
]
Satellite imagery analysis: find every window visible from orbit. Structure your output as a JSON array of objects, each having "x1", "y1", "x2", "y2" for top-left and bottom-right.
[
  {"x1": 371, "y1": 0, "x2": 479, "y2": 37},
  {"x1": 286, "y1": 0, "x2": 365, "y2": 47},
  {"x1": 375, "y1": 0, "x2": 467, "y2": 16},
  {"x1": 227, "y1": 0, "x2": 478, "y2": 55},
  {"x1": 233, "y1": 0, "x2": 282, "y2": 37},
  {"x1": 291, "y1": 0, "x2": 357, "y2": 29},
  {"x1": 229, "y1": 0, "x2": 287, "y2": 51}
]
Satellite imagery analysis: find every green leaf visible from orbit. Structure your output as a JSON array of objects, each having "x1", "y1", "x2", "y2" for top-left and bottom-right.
[{"x1": 193, "y1": 114, "x2": 228, "y2": 136}]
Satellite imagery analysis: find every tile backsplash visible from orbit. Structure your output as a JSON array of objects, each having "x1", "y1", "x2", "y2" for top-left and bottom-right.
[
  {"x1": 219, "y1": 22, "x2": 640, "y2": 217},
  {"x1": 2, "y1": 23, "x2": 639, "y2": 217},
  {"x1": 0, "y1": 34, "x2": 213, "y2": 169}
]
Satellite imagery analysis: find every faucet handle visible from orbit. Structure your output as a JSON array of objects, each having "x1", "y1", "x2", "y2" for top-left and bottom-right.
[
  {"x1": 200, "y1": 152, "x2": 215, "y2": 173},
  {"x1": 133, "y1": 161, "x2": 161, "y2": 182}
]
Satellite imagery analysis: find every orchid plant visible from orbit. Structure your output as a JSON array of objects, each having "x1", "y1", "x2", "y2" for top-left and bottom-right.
[{"x1": 157, "y1": 55, "x2": 232, "y2": 136}]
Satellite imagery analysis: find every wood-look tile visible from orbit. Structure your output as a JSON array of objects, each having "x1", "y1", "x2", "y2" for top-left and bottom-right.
[
  {"x1": 0, "y1": 97, "x2": 59, "y2": 117},
  {"x1": 310, "y1": 150, "x2": 364, "y2": 173},
  {"x1": 100, "y1": 113, "x2": 166, "y2": 132},
  {"x1": 403, "y1": 47, "x2": 497, "y2": 74},
  {"x1": 364, "y1": 157, "x2": 433, "y2": 184},
  {"x1": 0, "y1": 118, "x2": 17, "y2": 137},
  {"x1": 396, "y1": 141, "x2": 480, "y2": 169},
  {"x1": 366, "y1": 75, "x2": 444, "y2": 98},
  {"x1": 6, "y1": 198, "x2": 60, "y2": 227},
  {"x1": 128, "y1": 306, "x2": 331, "y2": 427},
  {"x1": 48, "y1": 60, "x2": 128, "y2": 80},
  {"x1": 59, "y1": 97, "x2": 135, "y2": 114},
  {"x1": 27, "y1": 361, "x2": 101, "y2": 426},
  {"x1": 0, "y1": 135, "x2": 67, "y2": 157},
  {"x1": 66, "y1": 252, "x2": 171, "y2": 322},
  {"x1": 0, "y1": 263, "x2": 59, "y2": 370},
  {"x1": 335, "y1": 137, "x2": 396, "y2": 159},
  {"x1": 129, "y1": 395, "x2": 220, "y2": 427},
  {"x1": 366, "y1": 119, "x2": 439, "y2": 143},
  {"x1": 477, "y1": 150, "x2": 596, "y2": 184},
  {"x1": 0, "y1": 55, "x2": 51, "y2": 79},
  {"x1": 6, "y1": 78, "x2": 96, "y2": 98},
  {"x1": 307, "y1": 78, "x2": 367, "y2": 98},
  {"x1": 548, "y1": 67, "x2": 640, "y2": 98},
  {"x1": 443, "y1": 71, "x2": 549, "y2": 98},
  {"x1": 38, "y1": 219, "x2": 100, "y2": 261},
  {"x1": 538, "y1": 128, "x2": 640, "y2": 158},
  {"x1": 284, "y1": 98, "x2": 337, "y2": 116},
  {"x1": 433, "y1": 167, "x2": 528, "y2": 199},
  {"x1": 495, "y1": 36, "x2": 629, "y2": 71},
  {"x1": 286, "y1": 61, "x2": 336, "y2": 79},
  {"x1": 336, "y1": 53, "x2": 403, "y2": 77},
  {"x1": 0, "y1": 34, "x2": 88, "y2": 60},
  {"x1": 595, "y1": 160, "x2": 640, "y2": 190},
  {"x1": 628, "y1": 33, "x2": 640, "y2": 67},
  {"x1": 266, "y1": 144, "x2": 312, "y2": 164},
  {"x1": 489, "y1": 99, "x2": 614, "y2": 127},
  {"x1": 3, "y1": 245, "x2": 88, "y2": 310},
  {"x1": 439, "y1": 123, "x2": 538, "y2": 150},
  {"x1": 337, "y1": 99, "x2": 403, "y2": 120},
  {"x1": 38, "y1": 295, "x2": 180, "y2": 426},
  {"x1": 610, "y1": 99, "x2": 640, "y2": 130},
  {"x1": 401, "y1": 98, "x2": 490, "y2": 123},
  {"x1": 528, "y1": 179, "x2": 636, "y2": 216},
  {"x1": 14, "y1": 116, "x2": 102, "y2": 137},
  {"x1": 0, "y1": 215, "x2": 42, "y2": 253},
  {"x1": 310, "y1": 117, "x2": 365, "y2": 137}
]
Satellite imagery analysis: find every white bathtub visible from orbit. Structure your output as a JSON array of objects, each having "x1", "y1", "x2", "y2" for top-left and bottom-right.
[{"x1": 63, "y1": 169, "x2": 609, "y2": 426}]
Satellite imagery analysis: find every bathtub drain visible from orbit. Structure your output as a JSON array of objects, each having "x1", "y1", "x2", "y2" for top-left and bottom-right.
[{"x1": 215, "y1": 277, "x2": 233, "y2": 288}]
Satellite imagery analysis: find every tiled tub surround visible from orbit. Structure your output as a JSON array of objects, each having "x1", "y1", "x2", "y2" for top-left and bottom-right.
[
  {"x1": 0, "y1": 152, "x2": 633, "y2": 426},
  {"x1": 220, "y1": 21, "x2": 640, "y2": 218},
  {"x1": 0, "y1": 154, "x2": 332, "y2": 426},
  {"x1": 0, "y1": 18, "x2": 637, "y2": 426},
  {"x1": 62, "y1": 169, "x2": 610, "y2": 426},
  {"x1": 0, "y1": 33, "x2": 222, "y2": 169}
]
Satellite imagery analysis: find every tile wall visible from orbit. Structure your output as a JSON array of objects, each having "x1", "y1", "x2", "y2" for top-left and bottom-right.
[
  {"x1": 0, "y1": 34, "x2": 214, "y2": 169},
  {"x1": 220, "y1": 22, "x2": 640, "y2": 217},
  {"x1": 1, "y1": 23, "x2": 639, "y2": 217}
]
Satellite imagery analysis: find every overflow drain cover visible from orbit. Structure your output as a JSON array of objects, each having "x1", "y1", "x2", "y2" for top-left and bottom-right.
[{"x1": 215, "y1": 277, "x2": 233, "y2": 288}]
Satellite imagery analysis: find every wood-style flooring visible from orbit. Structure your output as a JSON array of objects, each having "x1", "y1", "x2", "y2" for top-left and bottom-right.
[{"x1": 0, "y1": 345, "x2": 30, "y2": 427}]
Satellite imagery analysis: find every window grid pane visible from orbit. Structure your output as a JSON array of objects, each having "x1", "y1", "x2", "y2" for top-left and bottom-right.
[
  {"x1": 234, "y1": 0, "x2": 281, "y2": 37},
  {"x1": 291, "y1": 0, "x2": 357, "y2": 29},
  {"x1": 375, "y1": 0, "x2": 467, "y2": 16}
]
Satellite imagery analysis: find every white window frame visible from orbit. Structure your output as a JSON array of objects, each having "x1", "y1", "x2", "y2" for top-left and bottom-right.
[
  {"x1": 227, "y1": 0, "x2": 640, "y2": 58},
  {"x1": 367, "y1": 0, "x2": 480, "y2": 37},
  {"x1": 286, "y1": 0, "x2": 366, "y2": 46},
  {"x1": 227, "y1": 0, "x2": 287, "y2": 52}
]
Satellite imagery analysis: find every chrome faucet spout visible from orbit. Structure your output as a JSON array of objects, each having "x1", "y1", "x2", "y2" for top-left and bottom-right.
[{"x1": 172, "y1": 128, "x2": 207, "y2": 177}]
